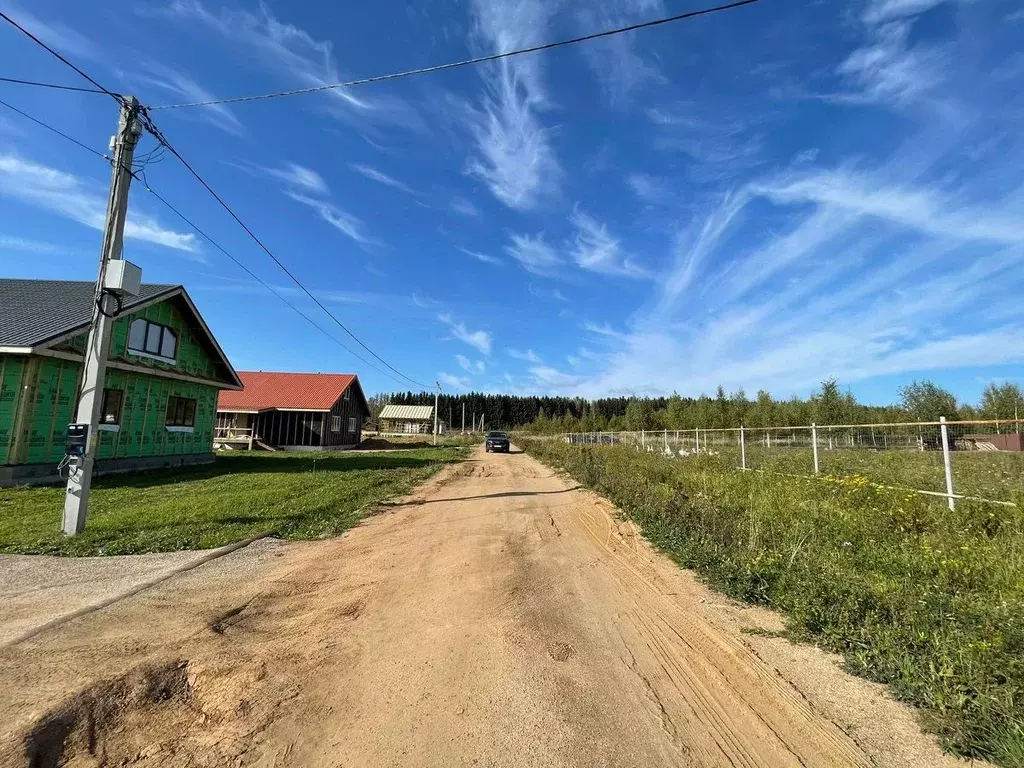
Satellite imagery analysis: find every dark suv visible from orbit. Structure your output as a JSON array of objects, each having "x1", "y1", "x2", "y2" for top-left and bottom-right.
[{"x1": 485, "y1": 431, "x2": 510, "y2": 453}]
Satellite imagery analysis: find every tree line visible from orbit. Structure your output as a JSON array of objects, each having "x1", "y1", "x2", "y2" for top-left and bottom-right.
[{"x1": 370, "y1": 380, "x2": 1023, "y2": 433}]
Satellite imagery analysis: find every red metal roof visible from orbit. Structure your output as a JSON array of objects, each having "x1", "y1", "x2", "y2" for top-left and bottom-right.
[{"x1": 217, "y1": 371, "x2": 359, "y2": 412}]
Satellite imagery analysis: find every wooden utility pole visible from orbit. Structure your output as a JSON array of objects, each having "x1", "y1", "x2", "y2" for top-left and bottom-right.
[{"x1": 63, "y1": 97, "x2": 142, "y2": 536}]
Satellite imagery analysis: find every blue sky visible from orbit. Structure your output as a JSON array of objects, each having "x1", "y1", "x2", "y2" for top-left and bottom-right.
[{"x1": 1, "y1": 0, "x2": 1022, "y2": 404}]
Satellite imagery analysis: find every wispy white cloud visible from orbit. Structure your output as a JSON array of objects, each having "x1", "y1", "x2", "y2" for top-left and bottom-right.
[
  {"x1": 284, "y1": 191, "x2": 372, "y2": 246},
  {"x1": 3, "y1": 3, "x2": 99, "y2": 60},
  {"x1": 575, "y1": 1, "x2": 664, "y2": 106},
  {"x1": 0, "y1": 235, "x2": 61, "y2": 253},
  {"x1": 0, "y1": 155, "x2": 199, "y2": 255},
  {"x1": 753, "y1": 168, "x2": 1023, "y2": 245},
  {"x1": 505, "y1": 233, "x2": 560, "y2": 276},
  {"x1": 627, "y1": 173, "x2": 668, "y2": 205},
  {"x1": 458, "y1": 246, "x2": 502, "y2": 266},
  {"x1": 456, "y1": 354, "x2": 486, "y2": 374},
  {"x1": 464, "y1": 0, "x2": 560, "y2": 210},
  {"x1": 238, "y1": 162, "x2": 328, "y2": 194},
  {"x1": 583, "y1": 322, "x2": 628, "y2": 340},
  {"x1": 528, "y1": 284, "x2": 568, "y2": 303},
  {"x1": 451, "y1": 197, "x2": 479, "y2": 216},
  {"x1": 657, "y1": 189, "x2": 749, "y2": 312},
  {"x1": 349, "y1": 164, "x2": 416, "y2": 195},
  {"x1": 440, "y1": 372, "x2": 471, "y2": 390},
  {"x1": 131, "y1": 62, "x2": 243, "y2": 136},
  {"x1": 862, "y1": 0, "x2": 947, "y2": 25},
  {"x1": 438, "y1": 312, "x2": 493, "y2": 355},
  {"x1": 507, "y1": 348, "x2": 540, "y2": 363},
  {"x1": 530, "y1": 365, "x2": 580, "y2": 389},
  {"x1": 647, "y1": 108, "x2": 766, "y2": 182},
  {"x1": 570, "y1": 208, "x2": 651, "y2": 279},
  {"x1": 157, "y1": 0, "x2": 421, "y2": 129},
  {"x1": 836, "y1": 20, "x2": 946, "y2": 107}
]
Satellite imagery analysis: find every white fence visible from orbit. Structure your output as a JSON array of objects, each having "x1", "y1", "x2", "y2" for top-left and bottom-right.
[{"x1": 562, "y1": 419, "x2": 1024, "y2": 508}]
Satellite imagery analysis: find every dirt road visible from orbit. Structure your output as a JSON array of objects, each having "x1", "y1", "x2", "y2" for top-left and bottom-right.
[{"x1": 0, "y1": 448, "x2": 968, "y2": 767}]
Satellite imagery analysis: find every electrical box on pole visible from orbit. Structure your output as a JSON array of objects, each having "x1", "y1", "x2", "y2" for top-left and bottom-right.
[{"x1": 62, "y1": 96, "x2": 142, "y2": 536}]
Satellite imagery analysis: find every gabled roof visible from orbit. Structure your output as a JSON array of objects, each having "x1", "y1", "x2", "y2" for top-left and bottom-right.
[
  {"x1": 218, "y1": 371, "x2": 369, "y2": 415},
  {"x1": 0, "y1": 278, "x2": 243, "y2": 390},
  {"x1": 379, "y1": 404, "x2": 434, "y2": 421},
  {"x1": 0, "y1": 279, "x2": 176, "y2": 347}
]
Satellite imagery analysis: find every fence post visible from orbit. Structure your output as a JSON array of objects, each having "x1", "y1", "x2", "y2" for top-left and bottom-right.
[
  {"x1": 739, "y1": 424, "x2": 746, "y2": 470},
  {"x1": 641, "y1": 430, "x2": 646, "y2": 451},
  {"x1": 811, "y1": 423, "x2": 820, "y2": 474},
  {"x1": 664, "y1": 428, "x2": 668, "y2": 452},
  {"x1": 695, "y1": 427, "x2": 700, "y2": 456},
  {"x1": 940, "y1": 416, "x2": 955, "y2": 511}
]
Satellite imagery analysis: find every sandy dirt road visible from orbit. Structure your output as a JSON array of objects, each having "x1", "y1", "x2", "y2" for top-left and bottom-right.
[{"x1": 0, "y1": 447, "x2": 970, "y2": 767}]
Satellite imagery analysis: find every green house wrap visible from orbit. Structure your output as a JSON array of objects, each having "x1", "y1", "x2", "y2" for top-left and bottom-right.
[{"x1": 0, "y1": 279, "x2": 242, "y2": 484}]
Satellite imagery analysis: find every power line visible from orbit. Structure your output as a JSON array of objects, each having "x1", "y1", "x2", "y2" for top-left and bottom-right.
[
  {"x1": 0, "y1": 96, "x2": 421, "y2": 389},
  {"x1": 147, "y1": 0, "x2": 760, "y2": 110},
  {"x1": 133, "y1": 178, "x2": 423, "y2": 389},
  {"x1": 0, "y1": 75, "x2": 108, "y2": 94},
  {"x1": 0, "y1": 11, "x2": 121, "y2": 101},
  {"x1": 138, "y1": 110, "x2": 433, "y2": 390},
  {"x1": 0, "y1": 96, "x2": 111, "y2": 161}
]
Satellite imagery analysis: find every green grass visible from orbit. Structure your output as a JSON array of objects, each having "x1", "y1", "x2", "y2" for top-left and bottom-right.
[
  {"x1": 522, "y1": 438, "x2": 1024, "y2": 766},
  {"x1": 0, "y1": 448, "x2": 462, "y2": 557}
]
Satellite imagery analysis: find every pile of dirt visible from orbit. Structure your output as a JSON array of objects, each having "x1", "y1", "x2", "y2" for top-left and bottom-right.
[{"x1": 12, "y1": 660, "x2": 193, "y2": 767}]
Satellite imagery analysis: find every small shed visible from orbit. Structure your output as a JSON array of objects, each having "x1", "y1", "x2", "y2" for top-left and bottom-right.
[{"x1": 378, "y1": 404, "x2": 439, "y2": 435}]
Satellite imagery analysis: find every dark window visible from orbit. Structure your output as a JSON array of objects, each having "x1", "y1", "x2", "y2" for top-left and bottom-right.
[
  {"x1": 166, "y1": 396, "x2": 197, "y2": 427},
  {"x1": 128, "y1": 318, "x2": 177, "y2": 361},
  {"x1": 101, "y1": 388, "x2": 124, "y2": 425},
  {"x1": 348, "y1": 417, "x2": 357, "y2": 434}
]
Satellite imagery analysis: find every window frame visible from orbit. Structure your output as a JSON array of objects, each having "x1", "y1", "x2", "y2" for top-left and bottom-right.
[
  {"x1": 100, "y1": 388, "x2": 124, "y2": 426},
  {"x1": 348, "y1": 416, "x2": 357, "y2": 434},
  {"x1": 165, "y1": 395, "x2": 197, "y2": 428},
  {"x1": 331, "y1": 415, "x2": 342, "y2": 432},
  {"x1": 127, "y1": 318, "x2": 178, "y2": 363}
]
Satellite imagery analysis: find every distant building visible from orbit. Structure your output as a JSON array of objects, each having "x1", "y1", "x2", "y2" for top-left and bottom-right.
[
  {"x1": 216, "y1": 371, "x2": 369, "y2": 450},
  {"x1": 377, "y1": 404, "x2": 440, "y2": 435},
  {"x1": 0, "y1": 279, "x2": 243, "y2": 485}
]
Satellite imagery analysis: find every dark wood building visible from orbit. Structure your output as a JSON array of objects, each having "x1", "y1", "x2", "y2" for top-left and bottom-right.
[{"x1": 216, "y1": 372, "x2": 369, "y2": 450}]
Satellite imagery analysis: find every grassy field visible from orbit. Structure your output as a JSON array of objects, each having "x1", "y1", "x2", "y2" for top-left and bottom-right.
[
  {"x1": 613, "y1": 436, "x2": 1024, "y2": 502},
  {"x1": 522, "y1": 438, "x2": 1024, "y2": 766},
  {"x1": 0, "y1": 448, "x2": 462, "y2": 557}
]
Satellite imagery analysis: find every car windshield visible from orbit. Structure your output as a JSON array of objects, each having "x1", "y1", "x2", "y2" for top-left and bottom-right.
[{"x1": 487, "y1": 432, "x2": 507, "y2": 439}]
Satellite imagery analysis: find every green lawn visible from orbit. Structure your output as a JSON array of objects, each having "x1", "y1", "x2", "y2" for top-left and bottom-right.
[
  {"x1": 0, "y1": 448, "x2": 462, "y2": 557},
  {"x1": 522, "y1": 438, "x2": 1024, "y2": 767}
]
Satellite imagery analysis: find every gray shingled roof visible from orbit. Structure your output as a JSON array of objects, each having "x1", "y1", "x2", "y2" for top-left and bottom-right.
[{"x1": 0, "y1": 279, "x2": 178, "y2": 347}]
